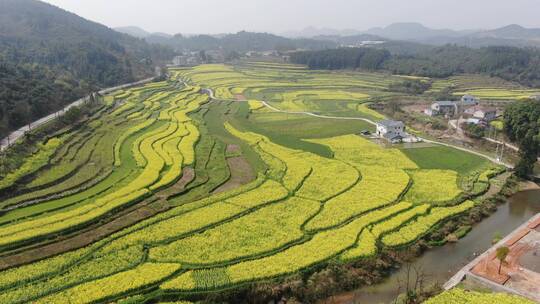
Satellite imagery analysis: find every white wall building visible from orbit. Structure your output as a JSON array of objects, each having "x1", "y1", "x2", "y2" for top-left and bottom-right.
[
  {"x1": 425, "y1": 101, "x2": 457, "y2": 117},
  {"x1": 376, "y1": 120, "x2": 406, "y2": 143},
  {"x1": 460, "y1": 94, "x2": 479, "y2": 106}
]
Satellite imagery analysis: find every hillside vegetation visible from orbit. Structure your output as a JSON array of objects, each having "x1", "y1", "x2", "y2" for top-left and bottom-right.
[
  {"x1": 145, "y1": 31, "x2": 338, "y2": 53},
  {"x1": 290, "y1": 46, "x2": 540, "y2": 87},
  {"x1": 0, "y1": 0, "x2": 174, "y2": 137}
]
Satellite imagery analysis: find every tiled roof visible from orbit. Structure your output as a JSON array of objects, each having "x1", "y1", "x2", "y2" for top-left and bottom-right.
[{"x1": 378, "y1": 120, "x2": 404, "y2": 128}]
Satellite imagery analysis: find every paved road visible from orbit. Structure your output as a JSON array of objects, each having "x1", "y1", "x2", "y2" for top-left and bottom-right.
[
  {"x1": 261, "y1": 101, "x2": 377, "y2": 125},
  {"x1": 0, "y1": 77, "x2": 155, "y2": 151},
  {"x1": 449, "y1": 116, "x2": 520, "y2": 153},
  {"x1": 484, "y1": 137, "x2": 519, "y2": 152}
]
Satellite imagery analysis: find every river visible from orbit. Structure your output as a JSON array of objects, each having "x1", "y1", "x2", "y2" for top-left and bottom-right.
[{"x1": 332, "y1": 189, "x2": 540, "y2": 304}]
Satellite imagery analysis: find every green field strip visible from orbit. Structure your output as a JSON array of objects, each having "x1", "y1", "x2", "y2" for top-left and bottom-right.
[
  {"x1": 0, "y1": 138, "x2": 63, "y2": 193},
  {"x1": 0, "y1": 117, "x2": 144, "y2": 215},
  {"x1": 0, "y1": 245, "x2": 146, "y2": 304},
  {"x1": 25, "y1": 131, "x2": 105, "y2": 189}
]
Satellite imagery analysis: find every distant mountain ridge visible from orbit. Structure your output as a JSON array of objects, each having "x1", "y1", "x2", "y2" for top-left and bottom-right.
[
  {"x1": 281, "y1": 23, "x2": 540, "y2": 48},
  {"x1": 281, "y1": 26, "x2": 363, "y2": 38},
  {"x1": 115, "y1": 26, "x2": 173, "y2": 39},
  {"x1": 117, "y1": 28, "x2": 338, "y2": 52},
  {"x1": 472, "y1": 24, "x2": 540, "y2": 40},
  {"x1": 364, "y1": 22, "x2": 473, "y2": 40}
]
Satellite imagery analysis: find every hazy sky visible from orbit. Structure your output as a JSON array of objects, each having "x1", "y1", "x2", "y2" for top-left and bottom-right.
[{"x1": 42, "y1": 0, "x2": 540, "y2": 34}]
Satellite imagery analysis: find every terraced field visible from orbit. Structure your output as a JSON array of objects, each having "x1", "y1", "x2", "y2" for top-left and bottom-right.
[
  {"x1": 0, "y1": 63, "x2": 503, "y2": 303},
  {"x1": 172, "y1": 63, "x2": 404, "y2": 120},
  {"x1": 430, "y1": 75, "x2": 540, "y2": 101}
]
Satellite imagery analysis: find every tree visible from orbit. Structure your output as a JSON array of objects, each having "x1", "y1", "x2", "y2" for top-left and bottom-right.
[
  {"x1": 61, "y1": 106, "x2": 82, "y2": 125},
  {"x1": 496, "y1": 246, "x2": 510, "y2": 275},
  {"x1": 199, "y1": 50, "x2": 208, "y2": 63},
  {"x1": 394, "y1": 262, "x2": 430, "y2": 304},
  {"x1": 290, "y1": 48, "x2": 390, "y2": 70},
  {"x1": 462, "y1": 123, "x2": 485, "y2": 139},
  {"x1": 503, "y1": 100, "x2": 540, "y2": 178},
  {"x1": 388, "y1": 79, "x2": 432, "y2": 95}
]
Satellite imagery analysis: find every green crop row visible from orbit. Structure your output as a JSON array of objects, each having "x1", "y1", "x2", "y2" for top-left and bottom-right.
[{"x1": 0, "y1": 138, "x2": 63, "y2": 191}]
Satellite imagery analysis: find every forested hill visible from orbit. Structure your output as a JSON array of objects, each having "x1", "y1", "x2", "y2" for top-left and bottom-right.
[
  {"x1": 0, "y1": 0, "x2": 175, "y2": 137},
  {"x1": 290, "y1": 45, "x2": 540, "y2": 87},
  {"x1": 144, "y1": 31, "x2": 338, "y2": 52}
]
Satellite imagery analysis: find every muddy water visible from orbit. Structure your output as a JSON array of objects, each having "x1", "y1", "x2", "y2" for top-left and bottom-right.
[{"x1": 336, "y1": 189, "x2": 540, "y2": 304}]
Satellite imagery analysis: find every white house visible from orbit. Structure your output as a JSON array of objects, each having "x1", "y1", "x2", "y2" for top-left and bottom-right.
[
  {"x1": 464, "y1": 106, "x2": 497, "y2": 122},
  {"x1": 425, "y1": 101, "x2": 457, "y2": 117},
  {"x1": 376, "y1": 120, "x2": 406, "y2": 143},
  {"x1": 460, "y1": 95, "x2": 479, "y2": 106},
  {"x1": 473, "y1": 107, "x2": 497, "y2": 121}
]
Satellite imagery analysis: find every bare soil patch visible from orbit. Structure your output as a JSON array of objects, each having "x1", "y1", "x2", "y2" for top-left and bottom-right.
[
  {"x1": 235, "y1": 94, "x2": 247, "y2": 101},
  {"x1": 156, "y1": 167, "x2": 195, "y2": 199},
  {"x1": 226, "y1": 144, "x2": 241, "y2": 154},
  {"x1": 213, "y1": 156, "x2": 255, "y2": 194}
]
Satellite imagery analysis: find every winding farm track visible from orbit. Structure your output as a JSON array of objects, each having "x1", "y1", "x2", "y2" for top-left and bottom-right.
[
  {"x1": 203, "y1": 87, "x2": 513, "y2": 169},
  {"x1": 0, "y1": 77, "x2": 155, "y2": 151}
]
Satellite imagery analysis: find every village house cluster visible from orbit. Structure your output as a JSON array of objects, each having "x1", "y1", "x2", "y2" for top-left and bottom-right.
[{"x1": 424, "y1": 94, "x2": 499, "y2": 126}]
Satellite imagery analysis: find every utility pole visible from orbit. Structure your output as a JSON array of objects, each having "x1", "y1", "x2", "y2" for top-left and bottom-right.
[{"x1": 500, "y1": 142, "x2": 505, "y2": 163}]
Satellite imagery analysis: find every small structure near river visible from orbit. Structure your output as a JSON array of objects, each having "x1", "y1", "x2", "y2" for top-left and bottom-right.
[{"x1": 444, "y1": 213, "x2": 540, "y2": 303}]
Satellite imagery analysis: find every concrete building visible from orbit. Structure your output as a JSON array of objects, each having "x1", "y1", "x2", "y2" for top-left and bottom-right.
[
  {"x1": 460, "y1": 94, "x2": 479, "y2": 106},
  {"x1": 172, "y1": 53, "x2": 202, "y2": 66},
  {"x1": 425, "y1": 101, "x2": 457, "y2": 117},
  {"x1": 376, "y1": 120, "x2": 406, "y2": 143},
  {"x1": 473, "y1": 107, "x2": 497, "y2": 121},
  {"x1": 465, "y1": 106, "x2": 498, "y2": 122}
]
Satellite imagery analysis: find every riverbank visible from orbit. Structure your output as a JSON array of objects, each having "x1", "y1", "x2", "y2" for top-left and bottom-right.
[{"x1": 519, "y1": 180, "x2": 540, "y2": 191}]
